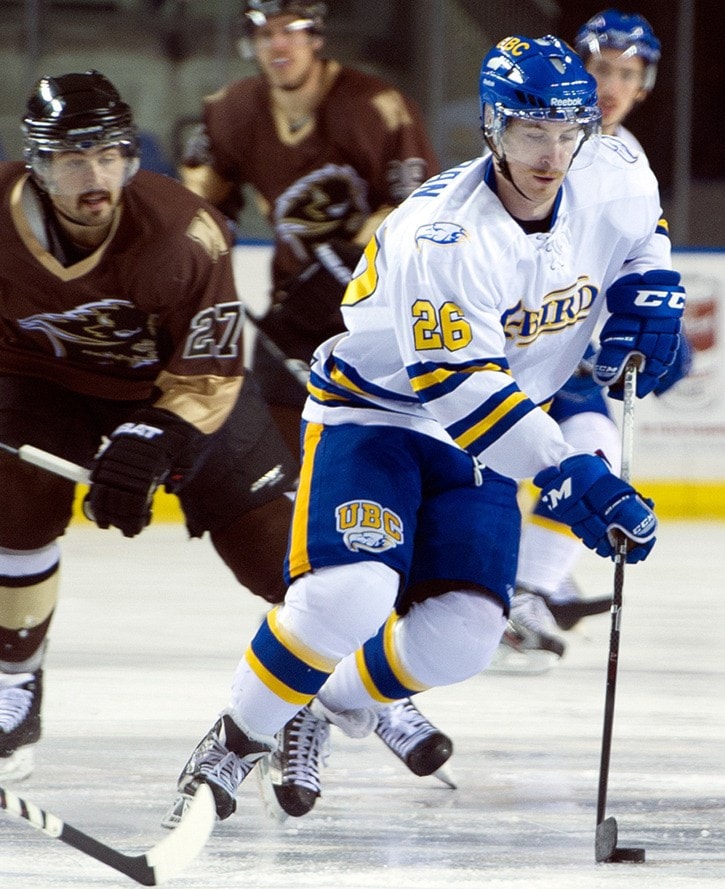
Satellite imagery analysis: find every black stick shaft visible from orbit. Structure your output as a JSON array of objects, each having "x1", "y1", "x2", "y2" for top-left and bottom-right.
[{"x1": 596, "y1": 361, "x2": 637, "y2": 828}]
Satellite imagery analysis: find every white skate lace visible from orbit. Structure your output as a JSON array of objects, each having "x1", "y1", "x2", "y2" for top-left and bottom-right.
[
  {"x1": 0, "y1": 674, "x2": 34, "y2": 733},
  {"x1": 278, "y1": 708, "x2": 330, "y2": 793},
  {"x1": 374, "y1": 699, "x2": 436, "y2": 759},
  {"x1": 195, "y1": 738, "x2": 249, "y2": 796}
]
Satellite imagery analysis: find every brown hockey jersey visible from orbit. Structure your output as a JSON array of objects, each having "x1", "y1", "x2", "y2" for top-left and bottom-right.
[
  {"x1": 182, "y1": 61, "x2": 440, "y2": 291},
  {"x1": 0, "y1": 163, "x2": 244, "y2": 434}
]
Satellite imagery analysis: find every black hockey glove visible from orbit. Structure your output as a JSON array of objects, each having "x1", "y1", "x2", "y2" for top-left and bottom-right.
[
  {"x1": 87, "y1": 407, "x2": 204, "y2": 538},
  {"x1": 258, "y1": 239, "x2": 363, "y2": 360}
]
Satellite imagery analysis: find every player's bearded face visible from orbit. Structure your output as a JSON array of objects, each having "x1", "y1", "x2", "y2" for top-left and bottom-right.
[
  {"x1": 46, "y1": 145, "x2": 126, "y2": 228},
  {"x1": 253, "y1": 15, "x2": 322, "y2": 90}
]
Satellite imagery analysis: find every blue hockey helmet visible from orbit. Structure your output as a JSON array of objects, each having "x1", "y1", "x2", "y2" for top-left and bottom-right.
[
  {"x1": 575, "y1": 9, "x2": 661, "y2": 91},
  {"x1": 479, "y1": 36, "x2": 601, "y2": 160}
]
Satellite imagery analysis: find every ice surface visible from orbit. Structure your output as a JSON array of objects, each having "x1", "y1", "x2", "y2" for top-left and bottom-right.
[{"x1": 1, "y1": 520, "x2": 723, "y2": 888}]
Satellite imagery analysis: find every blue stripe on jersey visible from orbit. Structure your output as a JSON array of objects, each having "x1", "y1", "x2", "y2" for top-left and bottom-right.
[
  {"x1": 308, "y1": 354, "x2": 419, "y2": 407},
  {"x1": 446, "y1": 381, "x2": 536, "y2": 453},
  {"x1": 407, "y1": 358, "x2": 510, "y2": 403},
  {"x1": 357, "y1": 615, "x2": 429, "y2": 702},
  {"x1": 245, "y1": 610, "x2": 333, "y2": 705}
]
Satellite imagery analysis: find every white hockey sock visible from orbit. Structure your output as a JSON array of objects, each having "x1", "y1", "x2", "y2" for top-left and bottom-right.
[{"x1": 228, "y1": 561, "x2": 399, "y2": 737}]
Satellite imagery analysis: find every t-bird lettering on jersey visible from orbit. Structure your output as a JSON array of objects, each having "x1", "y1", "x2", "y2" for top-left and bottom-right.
[{"x1": 502, "y1": 277, "x2": 599, "y2": 346}]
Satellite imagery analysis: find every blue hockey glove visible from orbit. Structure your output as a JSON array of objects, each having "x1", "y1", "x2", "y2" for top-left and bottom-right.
[
  {"x1": 534, "y1": 454, "x2": 657, "y2": 563},
  {"x1": 87, "y1": 408, "x2": 203, "y2": 538},
  {"x1": 654, "y1": 331, "x2": 693, "y2": 396},
  {"x1": 593, "y1": 270, "x2": 686, "y2": 399}
]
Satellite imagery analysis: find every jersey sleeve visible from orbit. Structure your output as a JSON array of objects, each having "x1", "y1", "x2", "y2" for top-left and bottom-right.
[{"x1": 146, "y1": 206, "x2": 246, "y2": 435}]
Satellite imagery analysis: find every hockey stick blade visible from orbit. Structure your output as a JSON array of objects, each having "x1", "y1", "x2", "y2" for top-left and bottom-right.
[
  {"x1": 0, "y1": 783, "x2": 215, "y2": 885},
  {"x1": 595, "y1": 815, "x2": 618, "y2": 862}
]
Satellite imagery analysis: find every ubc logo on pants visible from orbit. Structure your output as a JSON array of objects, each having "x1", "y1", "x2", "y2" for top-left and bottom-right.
[{"x1": 335, "y1": 500, "x2": 404, "y2": 553}]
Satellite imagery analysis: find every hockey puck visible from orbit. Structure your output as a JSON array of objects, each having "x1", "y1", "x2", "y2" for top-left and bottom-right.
[{"x1": 610, "y1": 847, "x2": 646, "y2": 863}]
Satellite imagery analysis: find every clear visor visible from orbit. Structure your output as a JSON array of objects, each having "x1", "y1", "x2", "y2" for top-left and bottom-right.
[
  {"x1": 27, "y1": 140, "x2": 139, "y2": 196},
  {"x1": 489, "y1": 105, "x2": 601, "y2": 173}
]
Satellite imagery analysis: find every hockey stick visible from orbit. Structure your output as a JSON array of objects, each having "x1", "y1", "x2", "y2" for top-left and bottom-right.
[
  {"x1": 0, "y1": 441, "x2": 91, "y2": 484},
  {"x1": 594, "y1": 359, "x2": 646, "y2": 863},
  {"x1": 0, "y1": 782, "x2": 215, "y2": 885},
  {"x1": 249, "y1": 318, "x2": 311, "y2": 390}
]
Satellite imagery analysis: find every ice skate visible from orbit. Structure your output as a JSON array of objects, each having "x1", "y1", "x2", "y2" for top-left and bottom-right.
[
  {"x1": 162, "y1": 710, "x2": 273, "y2": 828},
  {"x1": 257, "y1": 704, "x2": 330, "y2": 820},
  {"x1": 0, "y1": 671, "x2": 42, "y2": 781},
  {"x1": 375, "y1": 698, "x2": 456, "y2": 788},
  {"x1": 488, "y1": 586, "x2": 565, "y2": 675}
]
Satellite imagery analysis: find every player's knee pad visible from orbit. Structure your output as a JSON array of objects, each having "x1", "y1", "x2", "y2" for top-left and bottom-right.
[
  {"x1": 279, "y1": 561, "x2": 399, "y2": 661},
  {"x1": 395, "y1": 589, "x2": 507, "y2": 686}
]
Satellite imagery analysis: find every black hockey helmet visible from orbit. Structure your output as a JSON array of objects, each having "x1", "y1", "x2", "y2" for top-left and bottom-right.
[
  {"x1": 243, "y1": 1, "x2": 327, "y2": 35},
  {"x1": 22, "y1": 70, "x2": 139, "y2": 188}
]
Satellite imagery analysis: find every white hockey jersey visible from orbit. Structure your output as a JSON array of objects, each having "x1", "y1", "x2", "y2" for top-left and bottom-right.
[{"x1": 303, "y1": 137, "x2": 672, "y2": 481}]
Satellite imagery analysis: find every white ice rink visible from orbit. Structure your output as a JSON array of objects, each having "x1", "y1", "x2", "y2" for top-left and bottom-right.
[{"x1": 1, "y1": 519, "x2": 723, "y2": 888}]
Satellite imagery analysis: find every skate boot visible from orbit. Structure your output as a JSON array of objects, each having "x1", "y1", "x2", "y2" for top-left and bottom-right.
[
  {"x1": 489, "y1": 586, "x2": 565, "y2": 675},
  {"x1": 162, "y1": 710, "x2": 273, "y2": 828},
  {"x1": 374, "y1": 698, "x2": 455, "y2": 788},
  {"x1": 257, "y1": 704, "x2": 330, "y2": 820},
  {"x1": 542, "y1": 576, "x2": 611, "y2": 630},
  {"x1": 0, "y1": 670, "x2": 42, "y2": 781}
]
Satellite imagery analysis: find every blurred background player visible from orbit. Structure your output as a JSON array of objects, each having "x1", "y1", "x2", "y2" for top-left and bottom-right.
[
  {"x1": 179, "y1": 0, "x2": 451, "y2": 814},
  {"x1": 0, "y1": 70, "x2": 300, "y2": 780},
  {"x1": 179, "y1": 0, "x2": 439, "y2": 460},
  {"x1": 497, "y1": 10, "x2": 690, "y2": 671},
  {"x1": 163, "y1": 34, "x2": 680, "y2": 828}
]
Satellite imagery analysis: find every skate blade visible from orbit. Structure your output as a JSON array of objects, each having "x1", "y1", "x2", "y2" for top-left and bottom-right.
[
  {"x1": 0, "y1": 747, "x2": 34, "y2": 782},
  {"x1": 254, "y1": 756, "x2": 289, "y2": 824},
  {"x1": 161, "y1": 792, "x2": 197, "y2": 830},
  {"x1": 486, "y1": 645, "x2": 559, "y2": 676},
  {"x1": 432, "y1": 762, "x2": 457, "y2": 789}
]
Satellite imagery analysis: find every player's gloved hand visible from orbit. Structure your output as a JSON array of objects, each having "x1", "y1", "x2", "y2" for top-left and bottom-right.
[
  {"x1": 87, "y1": 408, "x2": 203, "y2": 538},
  {"x1": 593, "y1": 270, "x2": 686, "y2": 399},
  {"x1": 259, "y1": 238, "x2": 363, "y2": 359},
  {"x1": 654, "y1": 331, "x2": 693, "y2": 396},
  {"x1": 534, "y1": 453, "x2": 657, "y2": 563}
]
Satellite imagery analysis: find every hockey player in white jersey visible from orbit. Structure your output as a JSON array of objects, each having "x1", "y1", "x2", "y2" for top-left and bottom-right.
[
  {"x1": 502, "y1": 11, "x2": 691, "y2": 670},
  {"x1": 163, "y1": 34, "x2": 684, "y2": 825}
]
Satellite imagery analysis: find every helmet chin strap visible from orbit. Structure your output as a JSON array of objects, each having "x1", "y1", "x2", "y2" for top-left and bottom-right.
[{"x1": 485, "y1": 137, "x2": 538, "y2": 205}]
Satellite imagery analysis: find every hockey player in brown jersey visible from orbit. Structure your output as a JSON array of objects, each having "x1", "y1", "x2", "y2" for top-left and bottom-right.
[
  {"x1": 180, "y1": 0, "x2": 439, "y2": 460},
  {"x1": 0, "y1": 70, "x2": 300, "y2": 781},
  {"x1": 176, "y1": 2, "x2": 453, "y2": 820}
]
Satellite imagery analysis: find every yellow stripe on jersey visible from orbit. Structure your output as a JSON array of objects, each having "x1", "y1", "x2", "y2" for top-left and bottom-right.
[
  {"x1": 342, "y1": 236, "x2": 379, "y2": 306},
  {"x1": 329, "y1": 364, "x2": 368, "y2": 395},
  {"x1": 409, "y1": 362, "x2": 509, "y2": 395},
  {"x1": 453, "y1": 389, "x2": 530, "y2": 450}
]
